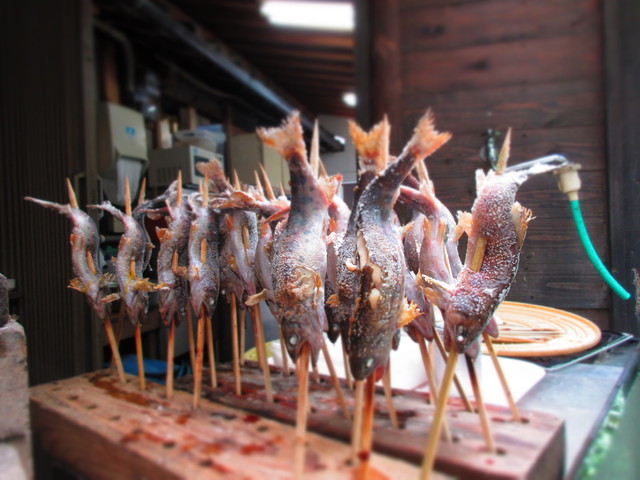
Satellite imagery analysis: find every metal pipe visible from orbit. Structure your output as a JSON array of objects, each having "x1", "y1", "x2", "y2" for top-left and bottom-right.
[{"x1": 125, "y1": 0, "x2": 344, "y2": 152}]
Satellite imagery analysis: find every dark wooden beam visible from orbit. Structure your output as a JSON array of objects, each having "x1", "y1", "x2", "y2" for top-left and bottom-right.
[{"x1": 604, "y1": 0, "x2": 640, "y2": 333}]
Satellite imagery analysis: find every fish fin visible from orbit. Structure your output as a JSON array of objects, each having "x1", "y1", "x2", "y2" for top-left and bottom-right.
[
  {"x1": 326, "y1": 293, "x2": 339, "y2": 308},
  {"x1": 495, "y1": 128, "x2": 512, "y2": 175},
  {"x1": 174, "y1": 266, "x2": 188, "y2": 278},
  {"x1": 246, "y1": 289, "x2": 269, "y2": 306},
  {"x1": 155, "y1": 282, "x2": 171, "y2": 291},
  {"x1": 101, "y1": 293, "x2": 120, "y2": 303},
  {"x1": 195, "y1": 158, "x2": 229, "y2": 189},
  {"x1": 317, "y1": 173, "x2": 342, "y2": 205},
  {"x1": 68, "y1": 277, "x2": 86, "y2": 293},
  {"x1": 397, "y1": 300, "x2": 421, "y2": 329},
  {"x1": 327, "y1": 217, "x2": 338, "y2": 234},
  {"x1": 256, "y1": 111, "x2": 306, "y2": 161},
  {"x1": 98, "y1": 273, "x2": 114, "y2": 287},
  {"x1": 455, "y1": 211, "x2": 473, "y2": 241},
  {"x1": 484, "y1": 315, "x2": 500, "y2": 338},
  {"x1": 265, "y1": 206, "x2": 290, "y2": 224},
  {"x1": 406, "y1": 109, "x2": 452, "y2": 160},
  {"x1": 512, "y1": 202, "x2": 534, "y2": 248},
  {"x1": 402, "y1": 220, "x2": 414, "y2": 240},
  {"x1": 156, "y1": 227, "x2": 169, "y2": 242},
  {"x1": 224, "y1": 214, "x2": 234, "y2": 231},
  {"x1": 418, "y1": 273, "x2": 453, "y2": 310},
  {"x1": 350, "y1": 116, "x2": 389, "y2": 173},
  {"x1": 133, "y1": 278, "x2": 156, "y2": 292}
]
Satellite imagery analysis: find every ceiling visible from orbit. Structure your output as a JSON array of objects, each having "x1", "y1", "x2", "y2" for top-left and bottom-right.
[{"x1": 94, "y1": 0, "x2": 356, "y2": 139}]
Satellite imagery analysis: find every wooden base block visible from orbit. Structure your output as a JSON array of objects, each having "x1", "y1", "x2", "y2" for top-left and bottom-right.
[
  {"x1": 178, "y1": 363, "x2": 565, "y2": 480},
  {"x1": 30, "y1": 371, "x2": 423, "y2": 480}
]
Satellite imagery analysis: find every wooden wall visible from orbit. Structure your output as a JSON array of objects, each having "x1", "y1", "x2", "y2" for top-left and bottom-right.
[
  {"x1": 364, "y1": 0, "x2": 611, "y2": 327},
  {"x1": 1, "y1": 0, "x2": 100, "y2": 384}
]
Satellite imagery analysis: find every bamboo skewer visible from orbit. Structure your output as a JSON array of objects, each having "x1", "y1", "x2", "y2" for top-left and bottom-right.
[
  {"x1": 357, "y1": 374, "x2": 376, "y2": 480},
  {"x1": 251, "y1": 304, "x2": 274, "y2": 403},
  {"x1": 382, "y1": 362, "x2": 399, "y2": 429},
  {"x1": 321, "y1": 340, "x2": 350, "y2": 420},
  {"x1": 294, "y1": 343, "x2": 311, "y2": 480},
  {"x1": 342, "y1": 342, "x2": 353, "y2": 390},
  {"x1": 433, "y1": 330, "x2": 473, "y2": 412},
  {"x1": 193, "y1": 306, "x2": 206, "y2": 408},
  {"x1": 312, "y1": 365, "x2": 320, "y2": 384},
  {"x1": 230, "y1": 293, "x2": 242, "y2": 395},
  {"x1": 205, "y1": 314, "x2": 217, "y2": 388},
  {"x1": 103, "y1": 318, "x2": 126, "y2": 383},
  {"x1": 465, "y1": 354, "x2": 496, "y2": 454},
  {"x1": 418, "y1": 334, "x2": 452, "y2": 442},
  {"x1": 134, "y1": 323, "x2": 146, "y2": 391},
  {"x1": 351, "y1": 380, "x2": 365, "y2": 465},
  {"x1": 186, "y1": 306, "x2": 196, "y2": 374},
  {"x1": 240, "y1": 308, "x2": 246, "y2": 366},
  {"x1": 166, "y1": 318, "x2": 176, "y2": 399},
  {"x1": 420, "y1": 349, "x2": 459, "y2": 480},
  {"x1": 277, "y1": 322, "x2": 290, "y2": 376},
  {"x1": 483, "y1": 332, "x2": 522, "y2": 422}
]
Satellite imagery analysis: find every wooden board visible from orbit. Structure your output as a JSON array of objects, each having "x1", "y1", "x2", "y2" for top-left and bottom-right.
[
  {"x1": 30, "y1": 371, "x2": 424, "y2": 480},
  {"x1": 176, "y1": 362, "x2": 565, "y2": 480}
]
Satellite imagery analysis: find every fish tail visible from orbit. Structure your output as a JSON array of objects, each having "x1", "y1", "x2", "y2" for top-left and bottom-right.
[
  {"x1": 257, "y1": 111, "x2": 306, "y2": 163},
  {"x1": 349, "y1": 116, "x2": 390, "y2": 173},
  {"x1": 406, "y1": 109, "x2": 451, "y2": 160}
]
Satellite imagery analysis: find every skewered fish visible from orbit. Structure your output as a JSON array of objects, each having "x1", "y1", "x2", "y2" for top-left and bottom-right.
[
  {"x1": 26, "y1": 181, "x2": 112, "y2": 322},
  {"x1": 346, "y1": 111, "x2": 451, "y2": 380},
  {"x1": 257, "y1": 112, "x2": 340, "y2": 364}
]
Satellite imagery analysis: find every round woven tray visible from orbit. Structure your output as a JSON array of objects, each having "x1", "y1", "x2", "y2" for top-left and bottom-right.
[{"x1": 483, "y1": 301, "x2": 602, "y2": 357}]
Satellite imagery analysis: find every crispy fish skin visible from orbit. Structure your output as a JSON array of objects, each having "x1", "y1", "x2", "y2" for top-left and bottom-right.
[
  {"x1": 90, "y1": 201, "x2": 152, "y2": 325},
  {"x1": 347, "y1": 111, "x2": 451, "y2": 380},
  {"x1": 187, "y1": 191, "x2": 220, "y2": 317},
  {"x1": 156, "y1": 185, "x2": 191, "y2": 326},
  {"x1": 26, "y1": 196, "x2": 111, "y2": 321},
  {"x1": 220, "y1": 210, "x2": 258, "y2": 305},
  {"x1": 334, "y1": 119, "x2": 390, "y2": 351},
  {"x1": 258, "y1": 112, "x2": 336, "y2": 364},
  {"x1": 444, "y1": 170, "x2": 533, "y2": 356}
]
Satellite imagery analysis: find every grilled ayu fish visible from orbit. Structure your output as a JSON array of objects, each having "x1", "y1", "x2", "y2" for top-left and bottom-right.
[
  {"x1": 347, "y1": 111, "x2": 451, "y2": 380},
  {"x1": 90, "y1": 200, "x2": 154, "y2": 325},
  {"x1": 220, "y1": 210, "x2": 258, "y2": 305},
  {"x1": 155, "y1": 180, "x2": 191, "y2": 326},
  {"x1": 257, "y1": 112, "x2": 339, "y2": 364},
  {"x1": 187, "y1": 185, "x2": 220, "y2": 317},
  {"x1": 26, "y1": 182, "x2": 112, "y2": 321},
  {"x1": 442, "y1": 132, "x2": 559, "y2": 357},
  {"x1": 334, "y1": 119, "x2": 390, "y2": 351}
]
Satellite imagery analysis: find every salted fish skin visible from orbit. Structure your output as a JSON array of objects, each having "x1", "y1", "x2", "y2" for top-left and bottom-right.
[
  {"x1": 26, "y1": 196, "x2": 111, "y2": 322},
  {"x1": 258, "y1": 112, "x2": 334, "y2": 364},
  {"x1": 187, "y1": 193, "x2": 220, "y2": 317}
]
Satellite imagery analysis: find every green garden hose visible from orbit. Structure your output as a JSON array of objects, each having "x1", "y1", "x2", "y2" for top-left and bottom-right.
[{"x1": 556, "y1": 164, "x2": 631, "y2": 301}]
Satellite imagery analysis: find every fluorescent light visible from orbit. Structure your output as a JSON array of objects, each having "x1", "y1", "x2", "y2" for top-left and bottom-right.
[
  {"x1": 260, "y1": 1, "x2": 354, "y2": 32},
  {"x1": 342, "y1": 91, "x2": 357, "y2": 108}
]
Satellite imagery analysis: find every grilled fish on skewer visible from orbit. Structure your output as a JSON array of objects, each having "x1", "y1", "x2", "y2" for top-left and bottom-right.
[
  {"x1": 90, "y1": 194, "x2": 155, "y2": 325},
  {"x1": 26, "y1": 180, "x2": 112, "y2": 322},
  {"x1": 346, "y1": 111, "x2": 451, "y2": 380},
  {"x1": 257, "y1": 112, "x2": 339, "y2": 364},
  {"x1": 155, "y1": 179, "x2": 191, "y2": 327}
]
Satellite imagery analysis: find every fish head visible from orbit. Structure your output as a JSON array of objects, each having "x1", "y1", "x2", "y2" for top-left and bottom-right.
[
  {"x1": 278, "y1": 305, "x2": 324, "y2": 363},
  {"x1": 349, "y1": 345, "x2": 389, "y2": 381},
  {"x1": 443, "y1": 307, "x2": 484, "y2": 355},
  {"x1": 87, "y1": 284, "x2": 111, "y2": 320},
  {"x1": 126, "y1": 292, "x2": 149, "y2": 325}
]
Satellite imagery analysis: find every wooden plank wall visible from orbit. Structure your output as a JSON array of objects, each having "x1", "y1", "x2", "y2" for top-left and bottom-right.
[
  {"x1": 367, "y1": 0, "x2": 610, "y2": 327},
  {"x1": 0, "y1": 0, "x2": 98, "y2": 384}
]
